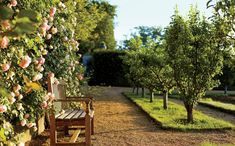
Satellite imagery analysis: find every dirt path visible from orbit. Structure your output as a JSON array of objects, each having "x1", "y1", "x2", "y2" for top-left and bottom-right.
[
  {"x1": 92, "y1": 87, "x2": 235, "y2": 146},
  {"x1": 27, "y1": 87, "x2": 235, "y2": 146}
]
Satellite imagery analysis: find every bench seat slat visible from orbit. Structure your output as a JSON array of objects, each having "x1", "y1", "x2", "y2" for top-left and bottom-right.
[
  {"x1": 72, "y1": 110, "x2": 84, "y2": 119},
  {"x1": 57, "y1": 109, "x2": 73, "y2": 119},
  {"x1": 65, "y1": 110, "x2": 80, "y2": 119}
]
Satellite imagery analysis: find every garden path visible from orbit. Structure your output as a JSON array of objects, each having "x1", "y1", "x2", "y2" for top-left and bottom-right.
[{"x1": 26, "y1": 87, "x2": 235, "y2": 146}]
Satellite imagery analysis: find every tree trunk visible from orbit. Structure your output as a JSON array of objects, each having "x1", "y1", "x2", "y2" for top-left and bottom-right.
[
  {"x1": 163, "y1": 90, "x2": 168, "y2": 109},
  {"x1": 184, "y1": 102, "x2": 194, "y2": 123},
  {"x1": 132, "y1": 87, "x2": 135, "y2": 93},
  {"x1": 224, "y1": 85, "x2": 228, "y2": 95},
  {"x1": 136, "y1": 87, "x2": 139, "y2": 95},
  {"x1": 150, "y1": 90, "x2": 154, "y2": 103},
  {"x1": 141, "y1": 88, "x2": 145, "y2": 98}
]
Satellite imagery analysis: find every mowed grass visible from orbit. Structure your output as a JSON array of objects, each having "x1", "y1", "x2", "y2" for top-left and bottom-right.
[
  {"x1": 199, "y1": 98, "x2": 235, "y2": 115},
  {"x1": 124, "y1": 92, "x2": 235, "y2": 131}
]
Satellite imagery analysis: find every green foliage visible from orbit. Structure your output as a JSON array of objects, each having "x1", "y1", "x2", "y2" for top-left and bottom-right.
[
  {"x1": 80, "y1": 0, "x2": 117, "y2": 51},
  {"x1": 89, "y1": 50, "x2": 129, "y2": 86},
  {"x1": 124, "y1": 92, "x2": 235, "y2": 130},
  {"x1": 165, "y1": 7, "x2": 224, "y2": 122},
  {"x1": 207, "y1": 0, "x2": 235, "y2": 45}
]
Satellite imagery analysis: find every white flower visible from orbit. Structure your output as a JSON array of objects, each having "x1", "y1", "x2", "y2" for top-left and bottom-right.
[
  {"x1": 20, "y1": 119, "x2": 27, "y2": 126},
  {"x1": 51, "y1": 27, "x2": 58, "y2": 34},
  {"x1": 46, "y1": 34, "x2": 52, "y2": 40},
  {"x1": 16, "y1": 103, "x2": 23, "y2": 110},
  {"x1": 18, "y1": 94, "x2": 23, "y2": 100},
  {"x1": 32, "y1": 73, "x2": 43, "y2": 81},
  {"x1": 9, "y1": 96, "x2": 16, "y2": 104}
]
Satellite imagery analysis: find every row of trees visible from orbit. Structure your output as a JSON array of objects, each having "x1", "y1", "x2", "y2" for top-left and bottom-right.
[
  {"x1": 123, "y1": 0, "x2": 234, "y2": 123},
  {"x1": 0, "y1": 0, "x2": 116, "y2": 144}
]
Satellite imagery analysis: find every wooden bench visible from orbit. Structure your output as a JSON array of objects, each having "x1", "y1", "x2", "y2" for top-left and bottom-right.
[{"x1": 48, "y1": 73, "x2": 94, "y2": 146}]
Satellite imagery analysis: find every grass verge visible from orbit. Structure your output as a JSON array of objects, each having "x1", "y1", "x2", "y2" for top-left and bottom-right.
[
  {"x1": 123, "y1": 92, "x2": 235, "y2": 131},
  {"x1": 199, "y1": 99, "x2": 235, "y2": 116}
]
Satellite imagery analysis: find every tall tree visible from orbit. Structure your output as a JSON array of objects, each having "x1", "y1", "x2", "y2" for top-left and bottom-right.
[{"x1": 165, "y1": 8, "x2": 223, "y2": 122}]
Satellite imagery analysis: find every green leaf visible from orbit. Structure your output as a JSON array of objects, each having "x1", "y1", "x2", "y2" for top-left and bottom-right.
[
  {"x1": 0, "y1": 6, "x2": 14, "y2": 20},
  {"x1": 13, "y1": 18, "x2": 36, "y2": 34},
  {"x1": 17, "y1": 10, "x2": 40, "y2": 23},
  {"x1": 0, "y1": 86, "x2": 9, "y2": 97},
  {"x1": 0, "y1": 128, "x2": 6, "y2": 142}
]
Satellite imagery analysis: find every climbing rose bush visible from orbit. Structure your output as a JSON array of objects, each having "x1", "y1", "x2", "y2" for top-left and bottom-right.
[{"x1": 0, "y1": 0, "x2": 85, "y2": 144}]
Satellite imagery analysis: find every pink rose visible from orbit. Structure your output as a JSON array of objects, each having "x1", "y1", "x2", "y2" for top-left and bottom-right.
[
  {"x1": 20, "y1": 119, "x2": 27, "y2": 126},
  {"x1": 24, "y1": 114, "x2": 30, "y2": 119},
  {"x1": 11, "y1": 0, "x2": 17, "y2": 7},
  {"x1": 50, "y1": 7, "x2": 56, "y2": 17},
  {"x1": 13, "y1": 84, "x2": 21, "y2": 92},
  {"x1": 19, "y1": 55, "x2": 31, "y2": 69},
  {"x1": 41, "y1": 101, "x2": 48, "y2": 109},
  {"x1": 0, "y1": 36, "x2": 9, "y2": 49},
  {"x1": 77, "y1": 74, "x2": 84, "y2": 80},
  {"x1": 1, "y1": 20, "x2": 11, "y2": 30},
  {"x1": 1, "y1": 63, "x2": 10, "y2": 72},
  {"x1": 0, "y1": 105, "x2": 7, "y2": 113},
  {"x1": 37, "y1": 57, "x2": 45, "y2": 65}
]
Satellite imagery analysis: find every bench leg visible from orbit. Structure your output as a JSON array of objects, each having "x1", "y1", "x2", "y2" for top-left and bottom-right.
[
  {"x1": 64, "y1": 126, "x2": 69, "y2": 136},
  {"x1": 50, "y1": 115, "x2": 56, "y2": 146},
  {"x1": 85, "y1": 115, "x2": 91, "y2": 146},
  {"x1": 91, "y1": 117, "x2": 94, "y2": 135}
]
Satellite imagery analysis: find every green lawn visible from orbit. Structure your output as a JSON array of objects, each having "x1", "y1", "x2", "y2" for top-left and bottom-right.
[
  {"x1": 124, "y1": 92, "x2": 235, "y2": 131},
  {"x1": 199, "y1": 98, "x2": 235, "y2": 115}
]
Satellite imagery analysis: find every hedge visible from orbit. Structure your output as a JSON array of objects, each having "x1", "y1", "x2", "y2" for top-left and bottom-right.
[{"x1": 88, "y1": 50, "x2": 130, "y2": 86}]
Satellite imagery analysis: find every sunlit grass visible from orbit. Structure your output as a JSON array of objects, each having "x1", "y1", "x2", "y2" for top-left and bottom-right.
[
  {"x1": 199, "y1": 141, "x2": 234, "y2": 146},
  {"x1": 199, "y1": 98, "x2": 235, "y2": 113},
  {"x1": 124, "y1": 92, "x2": 235, "y2": 131}
]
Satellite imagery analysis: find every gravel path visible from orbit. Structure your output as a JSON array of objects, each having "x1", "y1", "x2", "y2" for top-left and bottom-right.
[
  {"x1": 92, "y1": 87, "x2": 235, "y2": 146},
  {"x1": 27, "y1": 87, "x2": 235, "y2": 146}
]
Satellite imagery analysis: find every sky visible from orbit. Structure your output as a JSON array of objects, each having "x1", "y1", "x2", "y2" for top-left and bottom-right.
[{"x1": 108, "y1": 0, "x2": 213, "y2": 43}]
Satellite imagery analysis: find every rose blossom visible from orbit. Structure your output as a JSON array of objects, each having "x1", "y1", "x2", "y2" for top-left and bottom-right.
[
  {"x1": 19, "y1": 55, "x2": 31, "y2": 69},
  {"x1": 37, "y1": 57, "x2": 45, "y2": 65},
  {"x1": 24, "y1": 114, "x2": 30, "y2": 119},
  {"x1": 77, "y1": 74, "x2": 84, "y2": 81},
  {"x1": 41, "y1": 101, "x2": 48, "y2": 108},
  {"x1": 13, "y1": 84, "x2": 21, "y2": 92},
  {"x1": 1, "y1": 63, "x2": 10, "y2": 72},
  {"x1": 20, "y1": 119, "x2": 27, "y2": 126},
  {"x1": 0, "y1": 36, "x2": 9, "y2": 49},
  {"x1": 51, "y1": 27, "x2": 58, "y2": 34},
  {"x1": 17, "y1": 103, "x2": 23, "y2": 110},
  {"x1": 33, "y1": 126, "x2": 37, "y2": 132},
  {"x1": 32, "y1": 73, "x2": 43, "y2": 81},
  {"x1": 50, "y1": 7, "x2": 56, "y2": 17},
  {"x1": 8, "y1": 96, "x2": 16, "y2": 104},
  {"x1": 11, "y1": 0, "x2": 17, "y2": 7},
  {"x1": 17, "y1": 94, "x2": 23, "y2": 100},
  {"x1": 46, "y1": 34, "x2": 52, "y2": 40},
  {"x1": 1, "y1": 20, "x2": 11, "y2": 30},
  {"x1": 0, "y1": 105, "x2": 7, "y2": 113}
]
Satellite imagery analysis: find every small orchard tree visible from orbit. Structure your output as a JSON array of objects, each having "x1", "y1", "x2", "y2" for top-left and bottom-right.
[
  {"x1": 165, "y1": 8, "x2": 223, "y2": 123},
  {"x1": 145, "y1": 47, "x2": 175, "y2": 109},
  {"x1": 123, "y1": 36, "x2": 145, "y2": 95}
]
